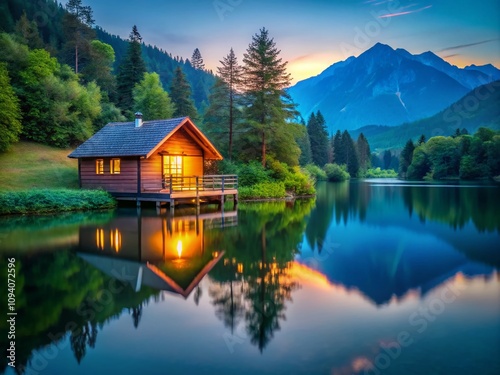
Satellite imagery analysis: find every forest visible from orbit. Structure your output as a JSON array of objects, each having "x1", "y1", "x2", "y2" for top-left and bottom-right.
[
  {"x1": 399, "y1": 128, "x2": 500, "y2": 180},
  {"x1": 0, "y1": 0, "x2": 498, "y2": 202}
]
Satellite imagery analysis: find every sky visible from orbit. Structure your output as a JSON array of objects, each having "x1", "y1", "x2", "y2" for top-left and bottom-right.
[{"x1": 83, "y1": 0, "x2": 500, "y2": 84}]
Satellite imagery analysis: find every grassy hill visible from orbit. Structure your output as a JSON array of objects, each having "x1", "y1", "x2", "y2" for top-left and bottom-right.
[
  {"x1": 0, "y1": 142, "x2": 78, "y2": 191},
  {"x1": 351, "y1": 81, "x2": 500, "y2": 150}
]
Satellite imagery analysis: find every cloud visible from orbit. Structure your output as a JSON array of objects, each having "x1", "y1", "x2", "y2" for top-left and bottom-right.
[
  {"x1": 442, "y1": 54, "x2": 460, "y2": 59},
  {"x1": 378, "y1": 4, "x2": 432, "y2": 18},
  {"x1": 437, "y1": 39, "x2": 499, "y2": 52}
]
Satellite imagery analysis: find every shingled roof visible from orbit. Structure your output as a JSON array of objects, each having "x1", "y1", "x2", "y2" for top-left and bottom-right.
[{"x1": 68, "y1": 117, "x2": 222, "y2": 159}]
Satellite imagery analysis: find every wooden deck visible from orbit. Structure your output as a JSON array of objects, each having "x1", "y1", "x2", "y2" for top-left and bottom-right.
[{"x1": 113, "y1": 174, "x2": 238, "y2": 210}]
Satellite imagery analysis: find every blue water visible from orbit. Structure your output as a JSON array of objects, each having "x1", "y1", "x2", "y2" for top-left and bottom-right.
[{"x1": 1, "y1": 180, "x2": 499, "y2": 375}]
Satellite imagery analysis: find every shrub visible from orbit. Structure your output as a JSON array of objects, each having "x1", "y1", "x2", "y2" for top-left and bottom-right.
[
  {"x1": 237, "y1": 161, "x2": 271, "y2": 186},
  {"x1": 266, "y1": 157, "x2": 290, "y2": 181},
  {"x1": 364, "y1": 167, "x2": 398, "y2": 178},
  {"x1": 0, "y1": 189, "x2": 116, "y2": 215},
  {"x1": 324, "y1": 163, "x2": 350, "y2": 182},
  {"x1": 284, "y1": 167, "x2": 315, "y2": 195},
  {"x1": 238, "y1": 182, "x2": 286, "y2": 199},
  {"x1": 304, "y1": 164, "x2": 327, "y2": 181}
]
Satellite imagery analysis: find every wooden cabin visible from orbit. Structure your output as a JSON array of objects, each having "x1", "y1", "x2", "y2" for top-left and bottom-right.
[{"x1": 68, "y1": 114, "x2": 237, "y2": 209}]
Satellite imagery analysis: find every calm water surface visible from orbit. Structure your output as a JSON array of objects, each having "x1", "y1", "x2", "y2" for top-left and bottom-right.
[{"x1": 1, "y1": 180, "x2": 499, "y2": 375}]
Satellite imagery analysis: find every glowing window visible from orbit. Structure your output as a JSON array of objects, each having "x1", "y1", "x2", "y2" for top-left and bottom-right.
[
  {"x1": 96, "y1": 159, "x2": 104, "y2": 174},
  {"x1": 110, "y1": 159, "x2": 121, "y2": 174},
  {"x1": 110, "y1": 229, "x2": 122, "y2": 252},
  {"x1": 163, "y1": 156, "x2": 183, "y2": 177},
  {"x1": 96, "y1": 228, "x2": 104, "y2": 250}
]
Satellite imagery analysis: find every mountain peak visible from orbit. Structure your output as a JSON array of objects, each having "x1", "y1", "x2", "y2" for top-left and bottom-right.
[
  {"x1": 287, "y1": 43, "x2": 498, "y2": 132},
  {"x1": 367, "y1": 42, "x2": 395, "y2": 54}
]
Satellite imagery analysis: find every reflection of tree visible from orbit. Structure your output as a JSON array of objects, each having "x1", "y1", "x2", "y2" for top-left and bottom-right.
[
  {"x1": 244, "y1": 259, "x2": 298, "y2": 352},
  {"x1": 305, "y1": 181, "x2": 372, "y2": 252},
  {"x1": 402, "y1": 185, "x2": 500, "y2": 232},
  {"x1": 131, "y1": 305, "x2": 143, "y2": 329},
  {"x1": 193, "y1": 286, "x2": 202, "y2": 306},
  {"x1": 0, "y1": 250, "x2": 159, "y2": 373},
  {"x1": 209, "y1": 280, "x2": 245, "y2": 334},
  {"x1": 207, "y1": 200, "x2": 311, "y2": 352},
  {"x1": 305, "y1": 182, "x2": 336, "y2": 252},
  {"x1": 70, "y1": 321, "x2": 98, "y2": 364}
]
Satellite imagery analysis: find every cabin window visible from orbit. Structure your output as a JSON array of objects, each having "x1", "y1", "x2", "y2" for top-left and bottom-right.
[
  {"x1": 110, "y1": 159, "x2": 121, "y2": 174},
  {"x1": 163, "y1": 155, "x2": 183, "y2": 176},
  {"x1": 96, "y1": 159, "x2": 104, "y2": 174}
]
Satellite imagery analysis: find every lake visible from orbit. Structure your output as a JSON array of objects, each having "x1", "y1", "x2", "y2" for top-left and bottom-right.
[{"x1": 1, "y1": 180, "x2": 499, "y2": 375}]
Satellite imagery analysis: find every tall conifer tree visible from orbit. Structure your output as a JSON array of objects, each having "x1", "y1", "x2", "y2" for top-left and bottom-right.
[
  {"x1": 356, "y1": 133, "x2": 371, "y2": 171},
  {"x1": 332, "y1": 130, "x2": 343, "y2": 165},
  {"x1": 307, "y1": 111, "x2": 329, "y2": 167},
  {"x1": 63, "y1": 0, "x2": 95, "y2": 73},
  {"x1": 399, "y1": 139, "x2": 415, "y2": 178},
  {"x1": 242, "y1": 28, "x2": 298, "y2": 166},
  {"x1": 217, "y1": 48, "x2": 243, "y2": 160},
  {"x1": 191, "y1": 48, "x2": 205, "y2": 70},
  {"x1": 341, "y1": 130, "x2": 359, "y2": 177},
  {"x1": 116, "y1": 25, "x2": 146, "y2": 117},
  {"x1": 170, "y1": 66, "x2": 198, "y2": 119}
]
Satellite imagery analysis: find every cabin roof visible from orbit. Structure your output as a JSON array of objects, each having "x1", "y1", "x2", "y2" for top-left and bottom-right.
[{"x1": 68, "y1": 117, "x2": 222, "y2": 159}]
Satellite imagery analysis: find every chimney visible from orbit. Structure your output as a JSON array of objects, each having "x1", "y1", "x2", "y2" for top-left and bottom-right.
[{"x1": 134, "y1": 112, "x2": 143, "y2": 128}]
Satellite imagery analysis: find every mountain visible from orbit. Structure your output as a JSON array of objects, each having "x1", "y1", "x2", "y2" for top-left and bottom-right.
[
  {"x1": 350, "y1": 80, "x2": 500, "y2": 150},
  {"x1": 406, "y1": 50, "x2": 492, "y2": 90},
  {"x1": 288, "y1": 43, "x2": 500, "y2": 133},
  {"x1": 465, "y1": 64, "x2": 500, "y2": 81}
]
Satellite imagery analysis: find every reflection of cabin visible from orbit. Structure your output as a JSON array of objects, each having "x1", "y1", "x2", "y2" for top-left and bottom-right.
[
  {"x1": 68, "y1": 114, "x2": 237, "y2": 209},
  {"x1": 77, "y1": 210, "x2": 237, "y2": 298}
]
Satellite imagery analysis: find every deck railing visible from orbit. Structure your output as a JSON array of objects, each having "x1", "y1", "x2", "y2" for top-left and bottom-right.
[{"x1": 162, "y1": 175, "x2": 238, "y2": 193}]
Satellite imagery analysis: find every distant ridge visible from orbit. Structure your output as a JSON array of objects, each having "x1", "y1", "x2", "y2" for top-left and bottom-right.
[
  {"x1": 288, "y1": 43, "x2": 500, "y2": 133},
  {"x1": 350, "y1": 80, "x2": 500, "y2": 150}
]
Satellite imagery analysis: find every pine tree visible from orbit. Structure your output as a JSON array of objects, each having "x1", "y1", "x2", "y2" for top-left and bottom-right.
[
  {"x1": 116, "y1": 25, "x2": 146, "y2": 117},
  {"x1": 342, "y1": 130, "x2": 359, "y2": 177},
  {"x1": 398, "y1": 139, "x2": 415, "y2": 179},
  {"x1": 417, "y1": 134, "x2": 426, "y2": 146},
  {"x1": 297, "y1": 118, "x2": 312, "y2": 166},
  {"x1": 63, "y1": 0, "x2": 95, "y2": 73},
  {"x1": 170, "y1": 66, "x2": 198, "y2": 119},
  {"x1": 383, "y1": 150, "x2": 392, "y2": 170},
  {"x1": 242, "y1": 28, "x2": 298, "y2": 166},
  {"x1": 356, "y1": 133, "x2": 371, "y2": 171},
  {"x1": 332, "y1": 130, "x2": 343, "y2": 164},
  {"x1": 203, "y1": 77, "x2": 242, "y2": 157},
  {"x1": 217, "y1": 48, "x2": 243, "y2": 160},
  {"x1": 307, "y1": 111, "x2": 328, "y2": 166},
  {"x1": 191, "y1": 48, "x2": 205, "y2": 70},
  {"x1": 14, "y1": 11, "x2": 44, "y2": 49}
]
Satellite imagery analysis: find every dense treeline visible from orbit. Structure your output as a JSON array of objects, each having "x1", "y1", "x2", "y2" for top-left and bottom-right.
[
  {"x1": 0, "y1": 0, "x2": 215, "y2": 151},
  {"x1": 399, "y1": 128, "x2": 500, "y2": 180},
  {"x1": 2, "y1": 0, "x2": 215, "y2": 107}
]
